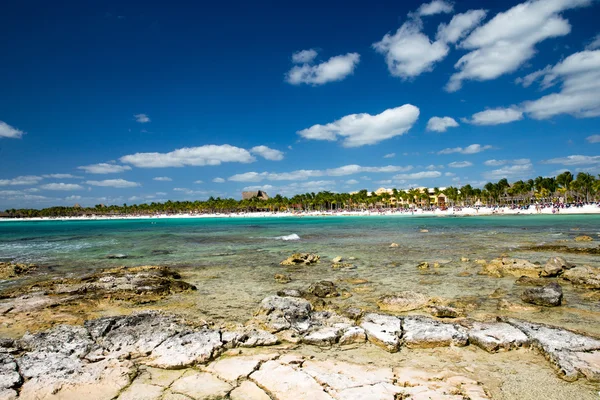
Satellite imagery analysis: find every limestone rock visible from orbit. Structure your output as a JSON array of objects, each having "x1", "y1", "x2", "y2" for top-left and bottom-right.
[
  {"x1": 575, "y1": 235, "x2": 593, "y2": 242},
  {"x1": 274, "y1": 273, "x2": 291, "y2": 284},
  {"x1": 481, "y1": 257, "x2": 542, "y2": 278},
  {"x1": 417, "y1": 262, "x2": 429, "y2": 269},
  {"x1": 276, "y1": 288, "x2": 303, "y2": 297},
  {"x1": 389, "y1": 243, "x2": 399, "y2": 248},
  {"x1": 515, "y1": 276, "x2": 547, "y2": 286},
  {"x1": 562, "y1": 265, "x2": 600, "y2": 289},
  {"x1": 541, "y1": 256, "x2": 573, "y2": 277},
  {"x1": 339, "y1": 326, "x2": 366, "y2": 345},
  {"x1": 117, "y1": 382, "x2": 165, "y2": 400},
  {"x1": 0, "y1": 262, "x2": 37, "y2": 280},
  {"x1": 332, "y1": 256, "x2": 343, "y2": 263},
  {"x1": 254, "y1": 296, "x2": 312, "y2": 333},
  {"x1": 206, "y1": 354, "x2": 274, "y2": 382},
  {"x1": 402, "y1": 316, "x2": 468, "y2": 348},
  {"x1": 230, "y1": 380, "x2": 271, "y2": 400},
  {"x1": 280, "y1": 253, "x2": 320, "y2": 266},
  {"x1": 427, "y1": 305, "x2": 462, "y2": 318},
  {"x1": 169, "y1": 371, "x2": 233, "y2": 398},
  {"x1": 377, "y1": 292, "x2": 429, "y2": 312},
  {"x1": 143, "y1": 329, "x2": 222, "y2": 369},
  {"x1": 302, "y1": 327, "x2": 343, "y2": 346},
  {"x1": 307, "y1": 281, "x2": 339, "y2": 298},
  {"x1": 497, "y1": 299, "x2": 541, "y2": 313},
  {"x1": 360, "y1": 313, "x2": 401, "y2": 352},
  {"x1": 0, "y1": 355, "x2": 21, "y2": 394},
  {"x1": 467, "y1": 321, "x2": 529, "y2": 352},
  {"x1": 521, "y1": 282, "x2": 563, "y2": 307},
  {"x1": 301, "y1": 359, "x2": 395, "y2": 392}
]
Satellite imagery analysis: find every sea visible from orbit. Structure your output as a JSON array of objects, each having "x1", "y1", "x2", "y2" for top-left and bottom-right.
[{"x1": 1, "y1": 214, "x2": 599, "y2": 333}]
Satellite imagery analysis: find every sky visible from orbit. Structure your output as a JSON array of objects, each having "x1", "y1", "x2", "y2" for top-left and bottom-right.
[{"x1": 1, "y1": 0, "x2": 599, "y2": 209}]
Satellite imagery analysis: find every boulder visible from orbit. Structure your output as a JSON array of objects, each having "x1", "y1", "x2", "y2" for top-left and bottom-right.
[
  {"x1": 521, "y1": 283, "x2": 563, "y2": 307},
  {"x1": 307, "y1": 281, "x2": 339, "y2": 298},
  {"x1": 254, "y1": 296, "x2": 312, "y2": 333},
  {"x1": 481, "y1": 258, "x2": 542, "y2": 278},
  {"x1": 402, "y1": 316, "x2": 468, "y2": 348},
  {"x1": 280, "y1": 253, "x2": 320, "y2": 266},
  {"x1": 562, "y1": 266, "x2": 600, "y2": 289},
  {"x1": 541, "y1": 256, "x2": 573, "y2": 277},
  {"x1": 360, "y1": 313, "x2": 402, "y2": 352},
  {"x1": 467, "y1": 321, "x2": 529, "y2": 353},
  {"x1": 376, "y1": 292, "x2": 429, "y2": 312}
]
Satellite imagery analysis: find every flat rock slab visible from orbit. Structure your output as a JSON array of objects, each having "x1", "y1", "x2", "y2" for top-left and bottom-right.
[
  {"x1": 169, "y1": 371, "x2": 232, "y2": 399},
  {"x1": 360, "y1": 313, "x2": 402, "y2": 352},
  {"x1": 467, "y1": 322, "x2": 529, "y2": 353},
  {"x1": 205, "y1": 354, "x2": 275, "y2": 382},
  {"x1": 301, "y1": 360, "x2": 394, "y2": 391},
  {"x1": 143, "y1": 329, "x2": 223, "y2": 369},
  {"x1": 402, "y1": 316, "x2": 468, "y2": 348},
  {"x1": 229, "y1": 381, "x2": 271, "y2": 400}
]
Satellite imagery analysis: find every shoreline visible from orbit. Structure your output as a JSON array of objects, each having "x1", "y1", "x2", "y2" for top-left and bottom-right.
[{"x1": 1, "y1": 204, "x2": 600, "y2": 222}]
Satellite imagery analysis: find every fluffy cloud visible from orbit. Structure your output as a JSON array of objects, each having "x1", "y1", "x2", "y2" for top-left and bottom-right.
[
  {"x1": 482, "y1": 163, "x2": 533, "y2": 180},
  {"x1": 586, "y1": 34, "x2": 600, "y2": 50},
  {"x1": 228, "y1": 164, "x2": 413, "y2": 182},
  {"x1": 484, "y1": 158, "x2": 531, "y2": 166},
  {"x1": 153, "y1": 177, "x2": 172, "y2": 181},
  {"x1": 521, "y1": 50, "x2": 600, "y2": 119},
  {"x1": 40, "y1": 183, "x2": 84, "y2": 191},
  {"x1": 426, "y1": 116, "x2": 459, "y2": 132},
  {"x1": 0, "y1": 176, "x2": 43, "y2": 186},
  {"x1": 383, "y1": 153, "x2": 396, "y2": 158},
  {"x1": 120, "y1": 145, "x2": 256, "y2": 168},
  {"x1": 465, "y1": 107, "x2": 524, "y2": 125},
  {"x1": 393, "y1": 171, "x2": 442, "y2": 180},
  {"x1": 250, "y1": 145, "x2": 284, "y2": 161},
  {"x1": 446, "y1": 0, "x2": 592, "y2": 92},
  {"x1": 436, "y1": 10, "x2": 488, "y2": 44},
  {"x1": 86, "y1": 179, "x2": 141, "y2": 188},
  {"x1": 415, "y1": 0, "x2": 454, "y2": 16},
  {"x1": 0, "y1": 121, "x2": 25, "y2": 139},
  {"x1": 298, "y1": 104, "x2": 419, "y2": 147},
  {"x1": 345, "y1": 179, "x2": 359, "y2": 185},
  {"x1": 78, "y1": 163, "x2": 132, "y2": 174},
  {"x1": 438, "y1": 144, "x2": 492, "y2": 155},
  {"x1": 586, "y1": 134, "x2": 600, "y2": 143},
  {"x1": 291, "y1": 49, "x2": 318, "y2": 64},
  {"x1": 542, "y1": 155, "x2": 600, "y2": 165},
  {"x1": 42, "y1": 174, "x2": 82, "y2": 179},
  {"x1": 286, "y1": 51, "x2": 360, "y2": 85},
  {"x1": 213, "y1": 177, "x2": 226, "y2": 183},
  {"x1": 134, "y1": 114, "x2": 150, "y2": 123},
  {"x1": 448, "y1": 161, "x2": 473, "y2": 168}
]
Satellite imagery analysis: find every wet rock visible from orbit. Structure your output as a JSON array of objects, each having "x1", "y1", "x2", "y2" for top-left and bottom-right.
[
  {"x1": 254, "y1": 296, "x2": 312, "y2": 333},
  {"x1": 360, "y1": 313, "x2": 402, "y2": 352},
  {"x1": 151, "y1": 249, "x2": 173, "y2": 255},
  {"x1": 144, "y1": 329, "x2": 223, "y2": 369},
  {"x1": 521, "y1": 282, "x2": 563, "y2": 307},
  {"x1": 515, "y1": 276, "x2": 547, "y2": 286},
  {"x1": 339, "y1": 326, "x2": 366, "y2": 345},
  {"x1": 331, "y1": 262, "x2": 355, "y2": 269},
  {"x1": 575, "y1": 235, "x2": 593, "y2": 242},
  {"x1": 307, "y1": 281, "x2": 339, "y2": 298},
  {"x1": 427, "y1": 305, "x2": 463, "y2": 318},
  {"x1": 389, "y1": 243, "x2": 399, "y2": 248},
  {"x1": 461, "y1": 257, "x2": 470, "y2": 262},
  {"x1": 520, "y1": 244, "x2": 600, "y2": 255},
  {"x1": 376, "y1": 291, "x2": 429, "y2": 312},
  {"x1": 106, "y1": 253, "x2": 129, "y2": 259},
  {"x1": 276, "y1": 288, "x2": 303, "y2": 297},
  {"x1": 402, "y1": 316, "x2": 468, "y2": 348},
  {"x1": 481, "y1": 257, "x2": 542, "y2": 278},
  {"x1": 280, "y1": 253, "x2": 320, "y2": 266},
  {"x1": 274, "y1": 273, "x2": 292, "y2": 284},
  {"x1": 417, "y1": 262, "x2": 430, "y2": 269},
  {"x1": 562, "y1": 266, "x2": 600, "y2": 289},
  {"x1": 0, "y1": 262, "x2": 38, "y2": 280},
  {"x1": 541, "y1": 256, "x2": 573, "y2": 277},
  {"x1": 332, "y1": 256, "x2": 343, "y2": 263},
  {"x1": 467, "y1": 321, "x2": 529, "y2": 353}
]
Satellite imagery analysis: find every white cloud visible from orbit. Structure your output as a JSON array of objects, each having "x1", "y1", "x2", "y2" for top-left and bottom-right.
[
  {"x1": 134, "y1": 114, "x2": 150, "y2": 123},
  {"x1": 86, "y1": 179, "x2": 141, "y2": 188},
  {"x1": 446, "y1": 0, "x2": 592, "y2": 92},
  {"x1": 228, "y1": 164, "x2": 413, "y2": 182},
  {"x1": 213, "y1": 177, "x2": 225, "y2": 183},
  {"x1": 586, "y1": 134, "x2": 600, "y2": 143},
  {"x1": 194, "y1": 180, "x2": 204, "y2": 184},
  {"x1": 40, "y1": 183, "x2": 84, "y2": 191},
  {"x1": 586, "y1": 34, "x2": 600, "y2": 50},
  {"x1": 438, "y1": 144, "x2": 492, "y2": 155},
  {"x1": 78, "y1": 163, "x2": 132, "y2": 174},
  {"x1": 250, "y1": 145, "x2": 284, "y2": 161},
  {"x1": 445, "y1": 172, "x2": 456, "y2": 177},
  {"x1": 448, "y1": 161, "x2": 473, "y2": 168},
  {"x1": 153, "y1": 177, "x2": 172, "y2": 181},
  {"x1": 484, "y1": 158, "x2": 531, "y2": 166},
  {"x1": 415, "y1": 0, "x2": 454, "y2": 16},
  {"x1": 383, "y1": 153, "x2": 396, "y2": 158},
  {"x1": 0, "y1": 176, "x2": 43, "y2": 186},
  {"x1": 393, "y1": 171, "x2": 442, "y2": 180},
  {"x1": 120, "y1": 145, "x2": 256, "y2": 168},
  {"x1": 542, "y1": 155, "x2": 600, "y2": 165},
  {"x1": 465, "y1": 107, "x2": 524, "y2": 125},
  {"x1": 292, "y1": 49, "x2": 318, "y2": 64},
  {"x1": 42, "y1": 174, "x2": 82, "y2": 179},
  {"x1": 436, "y1": 9, "x2": 488, "y2": 44},
  {"x1": 521, "y1": 50, "x2": 600, "y2": 119},
  {"x1": 345, "y1": 179, "x2": 359, "y2": 185},
  {"x1": 66, "y1": 195, "x2": 81, "y2": 201},
  {"x1": 482, "y1": 163, "x2": 533, "y2": 180},
  {"x1": 426, "y1": 116, "x2": 459, "y2": 132},
  {"x1": 298, "y1": 104, "x2": 419, "y2": 147},
  {"x1": 0, "y1": 190, "x2": 47, "y2": 202},
  {"x1": 286, "y1": 52, "x2": 360, "y2": 85},
  {"x1": 0, "y1": 121, "x2": 25, "y2": 139}
]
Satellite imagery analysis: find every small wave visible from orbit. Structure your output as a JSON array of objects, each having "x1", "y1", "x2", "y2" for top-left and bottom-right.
[{"x1": 264, "y1": 233, "x2": 301, "y2": 241}]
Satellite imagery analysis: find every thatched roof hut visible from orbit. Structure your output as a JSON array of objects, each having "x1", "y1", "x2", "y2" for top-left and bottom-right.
[{"x1": 242, "y1": 190, "x2": 269, "y2": 200}]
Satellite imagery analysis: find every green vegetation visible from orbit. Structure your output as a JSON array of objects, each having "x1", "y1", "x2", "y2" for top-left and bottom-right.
[{"x1": 3, "y1": 172, "x2": 600, "y2": 218}]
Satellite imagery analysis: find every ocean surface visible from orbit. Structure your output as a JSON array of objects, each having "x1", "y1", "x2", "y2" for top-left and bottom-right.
[{"x1": 1, "y1": 215, "x2": 599, "y2": 332}]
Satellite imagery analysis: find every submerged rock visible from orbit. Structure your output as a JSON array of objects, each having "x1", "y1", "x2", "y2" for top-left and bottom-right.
[
  {"x1": 307, "y1": 281, "x2": 339, "y2": 298},
  {"x1": 515, "y1": 276, "x2": 547, "y2": 286},
  {"x1": 280, "y1": 253, "x2": 320, "y2": 266},
  {"x1": 274, "y1": 273, "x2": 292, "y2": 284},
  {"x1": 0, "y1": 262, "x2": 38, "y2": 280},
  {"x1": 376, "y1": 291, "x2": 429, "y2": 312},
  {"x1": 521, "y1": 283, "x2": 563, "y2": 307},
  {"x1": 574, "y1": 235, "x2": 593, "y2": 242},
  {"x1": 541, "y1": 256, "x2": 573, "y2": 277},
  {"x1": 520, "y1": 244, "x2": 600, "y2": 255},
  {"x1": 562, "y1": 266, "x2": 600, "y2": 289},
  {"x1": 481, "y1": 257, "x2": 542, "y2": 278}
]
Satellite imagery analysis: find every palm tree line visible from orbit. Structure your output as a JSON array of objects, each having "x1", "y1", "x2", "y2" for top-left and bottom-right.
[{"x1": 3, "y1": 171, "x2": 599, "y2": 218}]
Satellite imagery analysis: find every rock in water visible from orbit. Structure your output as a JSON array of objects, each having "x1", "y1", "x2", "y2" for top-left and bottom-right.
[
  {"x1": 332, "y1": 256, "x2": 343, "y2": 263},
  {"x1": 307, "y1": 281, "x2": 339, "y2": 298},
  {"x1": 389, "y1": 243, "x2": 399, "y2": 248},
  {"x1": 541, "y1": 256, "x2": 573, "y2": 277},
  {"x1": 274, "y1": 273, "x2": 292, "y2": 284},
  {"x1": 562, "y1": 266, "x2": 600, "y2": 289},
  {"x1": 280, "y1": 253, "x2": 320, "y2": 266},
  {"x1": 574, "y1": 235, "x2": 593, "y2": 242},
  {"x1": 377, "y1": 292, "x2": 429, "y2": 312},
  {"x1": 521, "y1": 283, "x2": 563, "y2": 307},
  {"x1": 467, "y1": 321, "x2": 529, "y2": 353},
  {"x1": 0, "y1": 262, "x2": 38, "y2": 280},
  {"x1": 481, "y1": 258, "x2": 542, "y2": 278}
]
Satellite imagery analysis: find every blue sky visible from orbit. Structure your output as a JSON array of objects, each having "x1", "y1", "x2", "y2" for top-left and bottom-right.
[{"x1": 1, "y1": 0, "x2": 599, "y2": 208}]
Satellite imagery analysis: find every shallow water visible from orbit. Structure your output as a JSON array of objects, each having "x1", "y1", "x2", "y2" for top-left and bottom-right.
[{"x1": 1, "y1": 215, "x2": 599, "y2": 334}]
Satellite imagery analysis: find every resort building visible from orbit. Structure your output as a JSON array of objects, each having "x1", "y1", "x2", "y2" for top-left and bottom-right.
[{"x1": 242, "y1": 190, "x2": 270, "y2": 201}]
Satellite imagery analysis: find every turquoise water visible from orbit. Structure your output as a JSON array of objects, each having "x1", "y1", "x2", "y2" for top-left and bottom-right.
[{"x1": 1, "y1": 215, "x2": 599, "y2": 332}]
